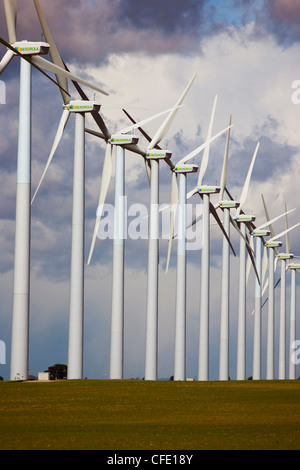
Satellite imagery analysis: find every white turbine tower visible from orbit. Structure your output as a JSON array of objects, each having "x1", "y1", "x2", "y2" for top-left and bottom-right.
[
  {"x1": 165, "y1": 120, "x2": 233, "y2": 381},
  {"x1": 170, "y1": 162, "x2": 198, "y2": 382},
  {"x1": 215, "y1": 117, "x2": 236, "y2": 381},
  {"x1": 287, "y1": 261, "x2": 300, "y2": 379},
  {"x1": 0, "y1": 0, "x2": 107, "y2": 381},
  {"x1": 86, "y1": 107, "x2": 181, "y2": 380}
]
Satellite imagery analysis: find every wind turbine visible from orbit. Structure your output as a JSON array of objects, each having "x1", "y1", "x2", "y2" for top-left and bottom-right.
[
  {"x1": 184, "y1": 96, "x2": 237, "y2": 381},
  {"x1": 215, "y1": 117, "x2": 235, "y2": 381},
  {"x1": 171, "y1": 161, "x2": 198, "y2": 382},
  {"x1": 29, "y1": 0, "x2": 111, "y2": 380},
  {"x1": 164, "y1": 119, "x2": 233, "y2": 381},
  {"x1": 32, "y1": 100, "x2": 114, "y2": 380},
  {"x1": 178, "y1": 119, "x2": 259, "y2": 381},
  {"x1": 218, "y1": 142, "x2": 259, "y2": 381},
  {"x1": 261, "y1": 196, "x2": 300, "y2": 379},
  {"x1": 165, "y1": 120, "x2": 235, "y2": 381},
  {"x1": 86, "y1": 106, "x2": 181, "y2": 380},
  {"x1": 125, "y1": 98, "x2": 233, "y2": 381},
  {"x1": 276, "y1": 205, "x2": 299, "y2": 379},
  {"x1": 214, "y1": 120, "x2": 258, "y2": 381},
  {"x1": 247, "y1": 208, "x2": 296, "y2": 380},
  {"x1": 143, "y1": 73, "x2": 198, "y2": 381},
  {"x1": 273, "y1": 203, "x2": 300, "y2": 380},
  {"x1": 120, "y1": 73, "x2": 205, "y2": 381},
  {"x1": 0, "y1": 0, "x2": 107, "y2": 381}
]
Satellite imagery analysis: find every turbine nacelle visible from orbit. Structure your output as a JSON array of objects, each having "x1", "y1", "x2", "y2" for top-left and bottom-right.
[
  {"x1": 174, "y1": 163, "x2": 198, "y2": 174},
  {"x1": 198, "y1": 185, "x2": 220, "y2": 194},
  {"x1": 110, "y1": 134, "x2": 139, "y2": 145},
  {"x1": 64, "y1": 101, "x2": 101, "y2": 113},
  {"x1": 265, "y1": 240, "x2": 283, "y2": 248},
  {"x1": 13, "y1": 40, "x2": 50, "y2": 56},
  {"x1": 219, "y1": 200, "x2": 240, "y2": 209},
  {"x1": 252, "y1": 229, "x2": 271, "y2": 237},
  {"x1": 277, "y1": 253, "x2": 294, "y2": 260},
  {"x1": 146, "y1": 150, "x2": 172, "y2": 160},
  {"x1": 288, "y1": 262, "x2": 300, "y2": 270},
  {"x1": 234, "y1": 214, "x2": 256, "y2": 223}
]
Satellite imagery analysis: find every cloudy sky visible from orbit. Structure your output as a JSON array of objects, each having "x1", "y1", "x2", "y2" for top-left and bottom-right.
[{"x1": 1, "y1": 0, "x2": 300, "y2": 381}]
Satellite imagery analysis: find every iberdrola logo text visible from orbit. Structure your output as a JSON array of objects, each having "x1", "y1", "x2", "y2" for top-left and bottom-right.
[
  {"x1": 70, "y1": 104, "x2": 93, "y2": 110},
  {"x1": 15, "y1": 46, "x2": 39, "y2": 53}
]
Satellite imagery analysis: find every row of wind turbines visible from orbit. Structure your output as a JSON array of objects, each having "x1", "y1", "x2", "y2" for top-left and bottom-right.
[{"x1": 1, "y1": 0, "x2": 299, "y2": 382}]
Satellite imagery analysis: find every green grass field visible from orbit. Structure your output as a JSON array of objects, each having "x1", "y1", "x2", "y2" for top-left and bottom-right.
[{"x1": 0, "y1": 379, "x2": 299, "y2": 450}]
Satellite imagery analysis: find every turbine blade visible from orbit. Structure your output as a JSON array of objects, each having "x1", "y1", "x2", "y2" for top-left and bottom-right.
[
  {"x1": 118, "y1": 106, "x2": 182, "y2": 135},
  {"x1": 31, "y1": 55, "x2": 109, "y2": 96},
  {"x1": 144, "y1": 159, "x2": 151, "y2": 185},
  {"x1": 85, "y1": 128, "x2": 106, "y2": 140},
  {"x1": 33, "y1": 0, "x2": 70, "y2": 104},
  {"x1": 274, "y1": 255, "x2": 278, "y2": 273},
  {"x1": 219, "y1": 115, "x2": 232, "y2": 201},
  {"x1": 261, "y1": 194, "x2": 279, "y2": 256},
  {"x1": 262, "y1": 245, "x2": 268, "y2": 286},
  {"x1": 186, "y1": 187, "x2": 199, "y2": 201},
  {"x1": 185, "y1": 212, "x2": 203, "y2": 232},
  {"x1": 197, "y1": 95, "x2": 217, "y2": 187},
  {"x1": 178, "y1": 124, "x2": 233, "y2": 166},
  {"x1": 148, "y1": 73, "x2": 197, "y2": 149},
  {"x1": 236, "y1": 142, "x2": 260, "y2": 216},
  {"x1": 31, "y1": 109, "x2": 70, "y2": 204},
  {"x1": 4, "y1": 0, "x2": 17, "y2": 44},
  {"x1": 285, "y1": 202, "x2": 291, "y2": 253},
  {"x1": 269, "y1": 222, "x2": 300, "y2": 244},
  {"x1": 261, "y1": 194, "x2": 276, "y2": 234},
  {"x1": 256, "y1": 208, "x2": 295, "y2": 231},
  {"x1": 165, "y1": 172, "x2": 178, "y2": 273},
  {"x1": 209, "y1": 200, "x2": 236, "y2": 257},
  {"x1": 122, "y1": 109, "x2": 162, "y2": 150},
  {"x1": 0, "y1": 48, "x2": 14, "y2": 74},
  {"x1": 258, "y1": 277, "x2": 281, "y2": 312},
  {"x1": 246, "y1": 234, "x2": 261, "y2": 285},
  {"x1": 87, "y1": 144, "x2": 113, "y2": 265}
]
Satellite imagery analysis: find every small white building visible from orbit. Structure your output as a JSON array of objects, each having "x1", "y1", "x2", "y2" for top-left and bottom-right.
[{"x1": 38, "y1": 372, "x2": 50, "y2": 381}]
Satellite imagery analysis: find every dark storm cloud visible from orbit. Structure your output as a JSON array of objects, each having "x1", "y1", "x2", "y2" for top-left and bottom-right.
[
  {"x1": 228, "y1": 134, "x2": 298, "y2": 189},
  {"x1": 233, "y1": 0, "x2": 300, "y2": 46},
  {"x1": 263, "y1": 0, "x2": 300, "y2": 45},
  {"x1": 2, "y1": 0, "x2": 300, "y2": 68},
  {"x1": 0, "y1": 0, "x2": 224, "y2": 65},
  {"x1": 116, "y1": 0, "x2": 206, "y2": 34}
]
